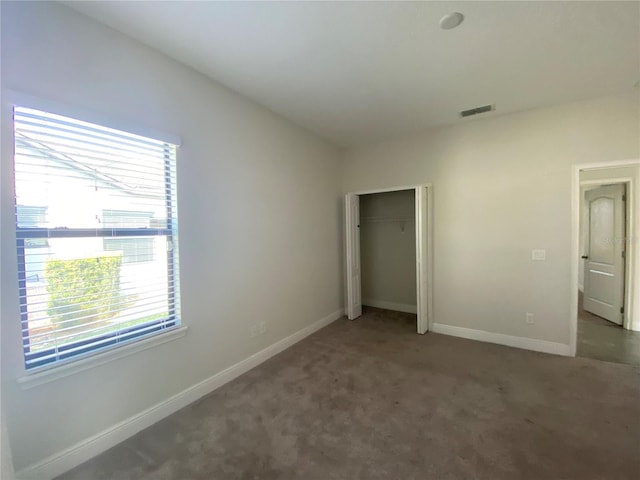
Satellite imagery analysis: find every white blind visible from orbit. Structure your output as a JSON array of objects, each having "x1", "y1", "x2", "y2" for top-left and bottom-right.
[{"x1": 13, "y1": 106, "x2": 180, "y2": 370}]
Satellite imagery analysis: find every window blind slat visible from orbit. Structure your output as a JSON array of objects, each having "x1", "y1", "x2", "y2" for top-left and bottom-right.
[
  {"x1": 23, "y1": 293, "x2": 174, "y2": 326},
  {"x1": 24, "y1": 308, "x2": 176, "y2": 347},
  {"x1": 16, "y1": 110, "x2": 167, "y2": 150},
  {"x1": 23, "y1": 304, "x2": 177, "y2": 340},
  {"x1": 15, "y1": 139, "x2": 167, "y2": 168},
  {"x1": 25, "y1": 313, "x2": 177, "y2": 349},
  {"x1": 14, "y1": 156, "x2": 171, "y2": 184},
  {"x1": 18, "y1": 283, "x2": 179, "y2": 306},
  {"x1": 25, "y1": 322, "x2": 178, "y2": 368}
]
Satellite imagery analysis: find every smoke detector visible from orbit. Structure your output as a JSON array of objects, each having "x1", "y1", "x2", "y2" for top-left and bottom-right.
[{"x1": 440, "y1": 12, "x2": 464, "y2": 30}]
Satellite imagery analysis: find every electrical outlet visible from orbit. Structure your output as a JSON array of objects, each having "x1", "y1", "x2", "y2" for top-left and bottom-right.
[
  {"x1": 525, "y1": 313, "x2": 534, "y2": 325},
  {"x1": 251, "y1": 322, "x2": 267, "y2": 337},
  {"x1": 250, "y1": 325, "x2": 259, "y2": 337},
  {"x1": 531, "y1": 249, "x2": 546, "y2": 261}
]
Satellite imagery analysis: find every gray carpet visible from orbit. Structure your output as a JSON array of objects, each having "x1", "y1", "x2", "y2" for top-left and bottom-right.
[
  {"x1": 577, "y1": 291, "x2": 640, "y2": 366},
  {"x1": 58, "y1": 308, "x2": 640, "y2": 480}
]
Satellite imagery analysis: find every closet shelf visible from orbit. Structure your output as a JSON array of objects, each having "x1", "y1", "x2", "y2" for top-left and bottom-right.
[{"x1": 360, "y1": 216, "x2": 415, "y2": 223}]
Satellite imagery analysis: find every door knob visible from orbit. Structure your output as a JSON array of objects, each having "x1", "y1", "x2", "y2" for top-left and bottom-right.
[{"x1": 581, "y1": 255, "x2": 589, "y2": 259}]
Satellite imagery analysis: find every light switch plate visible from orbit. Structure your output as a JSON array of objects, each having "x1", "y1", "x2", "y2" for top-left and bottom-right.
[{"x1": 531, "y1": 249, "x2": 546, "y2": 261}]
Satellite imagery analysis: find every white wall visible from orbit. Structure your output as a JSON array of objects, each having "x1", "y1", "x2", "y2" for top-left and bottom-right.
[
  {"x1": 1, "y1": 410, "x2": 15, "y2": 480},
  {"x1": 343, "y1": 92, "x2": 640, "y2": 346},
  {"x1": 360, "y1": 190, "x2": 416, "y2": 311},
  {"x1": 0, "y1": 1, "x2": 343, "y2": 473}
]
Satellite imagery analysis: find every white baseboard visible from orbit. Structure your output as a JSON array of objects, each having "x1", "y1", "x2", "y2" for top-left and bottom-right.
[
  {"x1": 362, "y1": 299, "x2": 417, "y2": 314},
  {"x1": 430, "y1": 323, "x2": 571, "y2": 356},
  {"x1": 16, "y1": 309, "x2": 345, "y2": 480}
]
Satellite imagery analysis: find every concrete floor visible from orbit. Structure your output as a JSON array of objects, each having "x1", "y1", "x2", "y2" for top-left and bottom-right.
[
  {"x1": 58, "y1": 307, "x2": 640, "y2": 480},
  {"x1": 577, "y1": 292, "x2": 640, "y2": 366}
]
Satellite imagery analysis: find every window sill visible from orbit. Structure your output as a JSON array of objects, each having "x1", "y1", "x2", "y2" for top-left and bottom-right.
[{"x1": 17, "y1": 326, "x2": 188, "y2": 390}]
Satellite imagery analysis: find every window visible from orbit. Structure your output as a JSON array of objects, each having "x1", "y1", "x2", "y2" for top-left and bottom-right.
[{"x1": 13, "y1": 106, "x2": 180, "y2": 370}]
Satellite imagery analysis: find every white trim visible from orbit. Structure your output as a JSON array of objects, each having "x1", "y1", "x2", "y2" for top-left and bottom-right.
[
  {"x1": 2, "y1": 89, "x2": 182, "y2": 146},
  {"x1": 431, "y1": 323, "x2": 571, "y2": 356},
  {"x1": 350, "y1": 184, "x2": 420, "y2": 196},
  {"x1": 17, "y1": 327, "x2": 189, "y2": 390},
  {"x1": 570, "y1": 165, "x2": 580, "y2": 356},
  {"x1": 14, "y1": 309, "x2": 344, "y2": 480},
  {"x1": 362, "y1": 299, "x2": 417, "y2": 314},
  {"x1": 581, "y1": 177, "x2": 634, "y2": 186},
  {"x1": 574, "y1": 159, "x2": 640, "y2": 170}
]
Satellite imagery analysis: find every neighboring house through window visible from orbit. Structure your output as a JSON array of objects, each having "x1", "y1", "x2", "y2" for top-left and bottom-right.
[
  {"x1": 15, "y1": 205, "x2": 48, "y2": 283},
  {"x1": 102, "y1": 210, "x2": 155, "y2": 264}
]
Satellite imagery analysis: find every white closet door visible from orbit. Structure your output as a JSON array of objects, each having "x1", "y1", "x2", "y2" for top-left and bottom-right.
[
  {"x1": 345, "y1": 194, "x2": 362, "y2": 319},
  {"x1": 415, "y1": 186, "x2": 428, "y2": 334}
]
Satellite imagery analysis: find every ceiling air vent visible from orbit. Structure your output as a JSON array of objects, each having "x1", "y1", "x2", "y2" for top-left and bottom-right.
[{"x1": 460, "y1": 104, "x2": 495, "y2": 118}]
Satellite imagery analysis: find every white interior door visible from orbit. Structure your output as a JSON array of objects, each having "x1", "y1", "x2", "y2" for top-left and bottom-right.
[
  {"x1": 583, "y1": 184, "x2": 626, "y2": 325},
  {"x1": 345, "y1": 194, "x2": 362, "y2": 319}
]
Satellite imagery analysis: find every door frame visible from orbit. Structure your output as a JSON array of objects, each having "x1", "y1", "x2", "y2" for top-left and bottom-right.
[
  {"x1": 571, "y1": 159, "x2": 640, "y2": 355},
  {"x1": 345, "y1": 183, "x2": 433, "y2": 334}
]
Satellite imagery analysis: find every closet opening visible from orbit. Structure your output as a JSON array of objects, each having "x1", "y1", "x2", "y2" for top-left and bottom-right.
[
  {"x1": 360, "y1": 190, "x2": 416, "y2": 313},
  {"x1": 345, "y1": 184, "x2": 433, "y2": 334}
]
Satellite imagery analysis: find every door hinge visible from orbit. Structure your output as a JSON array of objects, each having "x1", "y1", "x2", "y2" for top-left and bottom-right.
[
  {"x1": 622, "y1": 194, "x2": 626, "y2": 202},
  {"x1": 622, "y1": 250, "x2": 626, "y2": 259},
  {"x1": 620, "y1": 306, "x2": 624, "y2": 314}
]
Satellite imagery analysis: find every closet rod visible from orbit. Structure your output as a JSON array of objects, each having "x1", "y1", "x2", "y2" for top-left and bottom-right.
[{"x1": 360, "y1": 216, "x2": 415, "y2": 223}]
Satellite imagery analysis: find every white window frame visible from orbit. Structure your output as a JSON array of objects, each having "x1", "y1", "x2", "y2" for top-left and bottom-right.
[{"x1": 5, "y1": 91, "x2": 186, "y2": 382}]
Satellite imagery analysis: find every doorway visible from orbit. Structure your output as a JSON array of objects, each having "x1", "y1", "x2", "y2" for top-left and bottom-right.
[
  {"x1": 345, "y1": 184, "x2": 433, "y2": 334},
  {"x1": 573, "y1": 163, "x2": 640, "y2": 365}
]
